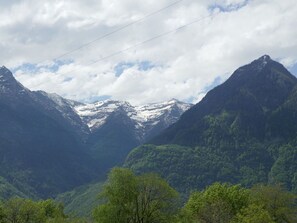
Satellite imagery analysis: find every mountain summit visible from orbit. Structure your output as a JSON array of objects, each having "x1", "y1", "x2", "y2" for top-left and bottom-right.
[
  {"x1": 227, "y1": 55, "x2": 296, "y2": 109},
  {"x1": 150, "y1": 55, "x2": 297, "y2": 146},
  {"x1": 0, "y1": 66, "x2": 13, "y2": 80},
  {"x1": 0, "y1": 66, "x2": 29, "y2": 95}
]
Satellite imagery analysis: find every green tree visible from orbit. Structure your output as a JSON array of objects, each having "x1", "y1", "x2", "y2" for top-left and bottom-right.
[
  {"x1": 93, "y1": 168, "x2": 179, "y2": 223},
  {"x1": 1, "y1": 198, "x2": 43, "y2": 223},
  {"x1": 184, "y1": 183, "x2": 250, "y2": 223},
  {"x1": 0, "y1": 197, "x2": 69, "y2": 223},
  {"x1": 234, "y1": 204, "x2": 275, "y2": 223},
  {"x1": 38, "y1": 199, "x2": 65, "y2": 220},
  {"x1": 250, "y1": 184, "x2": 297, "y2": 223}
]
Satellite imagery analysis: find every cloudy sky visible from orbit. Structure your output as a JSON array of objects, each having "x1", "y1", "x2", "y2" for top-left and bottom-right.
[{"x1": 0, "y1": 0, "x2": 297, "y2": 105}]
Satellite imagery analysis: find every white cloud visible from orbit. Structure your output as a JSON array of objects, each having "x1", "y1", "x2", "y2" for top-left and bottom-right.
[{"x1": 1, "y1": 0, "x2": 297, "y2": 105}]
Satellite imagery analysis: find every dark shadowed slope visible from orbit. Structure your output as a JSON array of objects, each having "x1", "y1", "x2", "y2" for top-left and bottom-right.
[{"x1": 0, "y1": 66, "x2": 96, "y2": 198}]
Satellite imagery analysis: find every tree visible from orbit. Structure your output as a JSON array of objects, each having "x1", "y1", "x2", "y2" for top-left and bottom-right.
[
  {"x1": 0, "y1": 197, "x2": 70, "y2": 223},
  {"x1": 183, "y1": 182, "x2": 297, "y2": 223},
  {"x1": 184, "y1": 183, "x2": 250, "y2": 223},
  {"x1": 38, "y1": 199, "x2": 65, "y2": 220},
  {"x1": 93, "y1": 168, "x2": 179, "y2": 223},
  {"x1": 135, "y1": 173, "x2": 179, "y2": 222},
  {"x1": 94, "y1": 167, "x2": 138, "y2": 223},
  {"x1": 234, "y1": 204, "x2": 275, "y2": 223},
  {"x1": 250, "y1": 184, "x2": 297, "y2": 223},
  {"x1": 1, "y1": 198, "x2": 43, "y2": 223}
]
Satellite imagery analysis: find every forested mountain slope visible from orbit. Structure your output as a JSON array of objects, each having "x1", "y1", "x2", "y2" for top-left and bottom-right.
[{"x1": 125, "y1": 55, "x2": 297, "y2": 194}]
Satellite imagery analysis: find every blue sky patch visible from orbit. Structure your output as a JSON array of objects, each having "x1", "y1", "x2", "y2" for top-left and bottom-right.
[
  {"x1": 114, "y1": 62, "x2": 134, "y2": 77},
  {"x1": 114, "y1": 61, "x2": 155, "y2": 77},
  {"x1": 208, "y1": 0, "x2": 249, "y2": 13},
  {"x1": 138, "y1": 61, "x2": 155, "y2": 71},
  {"x1": 12, "y1": 59, "x2": 73, "y2": 74}
]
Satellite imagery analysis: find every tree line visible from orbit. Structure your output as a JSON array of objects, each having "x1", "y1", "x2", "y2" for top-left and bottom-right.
[
  {"x1": 0, "y1": 198, "x2": 86, "y2": 222},
  {"x1": 1, "y1": 167, "x2": 297, "y2": 223},
  {"x1": 94, "y1": 168, "x2": 297, "y2": 223}
]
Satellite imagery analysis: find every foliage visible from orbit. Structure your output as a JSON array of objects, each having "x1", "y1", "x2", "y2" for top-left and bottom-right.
[
  {"x1": 183, "y1": 183, "x2": 297, "y2": 223},
  {"x1": 93, "y1": 168, "x2": 179, "y2": 223},
  {"x1": 184, "y1": 183, "x2": 250, "y2": 223},
  {"x1": 1, "y1": 175, "x2": 296, "y2": 222},
  {"x1": 269, "y1": 144, "x2": 297, "y2": 192},
  {"x1": 250, "y1": 184, "x2": 297, "y2": 223},
  {"x1": 126, "y1": 143, "x2": 272, "y2": 195},
  {"x1": 0, "y1": 197, "x2": 86, "y2": 223},
  {"x1": 234, "y1": 204, "x2": 275, "y2": 223}
]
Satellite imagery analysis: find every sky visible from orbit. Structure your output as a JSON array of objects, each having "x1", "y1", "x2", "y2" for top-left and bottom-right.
[{"x1": 0, "y1": 0, "x2": 297, "y2": 105}]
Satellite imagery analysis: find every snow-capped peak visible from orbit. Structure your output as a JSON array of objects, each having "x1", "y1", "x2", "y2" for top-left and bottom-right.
[
  {"x1": 133, "y1": 99, "x2": 190, "y2": 122},
  {"x1": 74, "y1": 99, "x2": 135, "y2": 130},
  {"x1": 74, "y1": 99, "x2": 192, "y2": 140}
]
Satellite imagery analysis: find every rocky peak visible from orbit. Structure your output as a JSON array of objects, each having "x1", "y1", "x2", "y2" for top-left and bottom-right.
[
  {"x1": 0, "y1": 66, "x2": 29, "y2": 96},
  {"x1": 0, "y1": 66, "x2": 15, "y2": 82}
]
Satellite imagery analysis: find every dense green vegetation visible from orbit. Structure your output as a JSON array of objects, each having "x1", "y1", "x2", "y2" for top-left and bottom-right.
[
  {"x1": 0, "y1": 197, "x2": 87, "y2": 222},
  {"x1": 125, "y1": 142, "x2": 297, "y2": 195},
  {"x1": 183, "y1": 182, "x2": 297, "y2": 223},
  {"x1": 94, "y1": 168, "x2": 297, "y2": 222},
  {"x1": 1, "y1": 167, "x2": 297, "y2": 222}
]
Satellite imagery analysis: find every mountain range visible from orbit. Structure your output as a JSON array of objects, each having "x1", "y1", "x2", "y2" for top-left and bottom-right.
[
  {"x1": 2, "y1": 54, "x2": 297, "y2": 218},
  {"x1": 0, "y1": 66, "x2": 191, "y2": 198}
]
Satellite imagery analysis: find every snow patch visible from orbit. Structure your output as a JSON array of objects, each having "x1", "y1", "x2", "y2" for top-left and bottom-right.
[{"x1": 74, "y1": 99, "x2": 192, "y2": 134}]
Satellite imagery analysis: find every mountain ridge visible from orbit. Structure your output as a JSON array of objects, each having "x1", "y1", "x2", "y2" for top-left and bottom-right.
[{"x1": 150, "y1": 55, "x2": 297, "y2": 146}]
